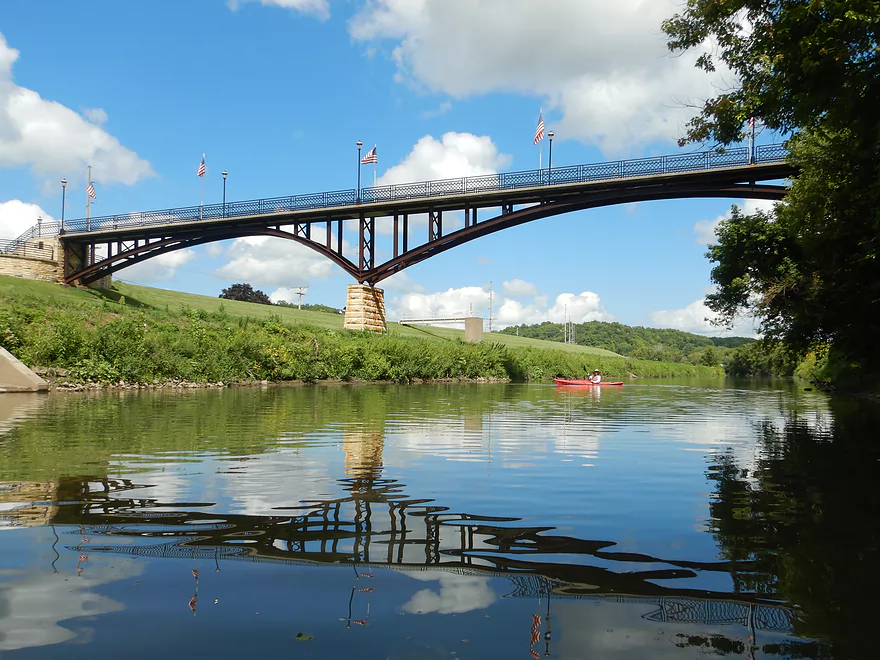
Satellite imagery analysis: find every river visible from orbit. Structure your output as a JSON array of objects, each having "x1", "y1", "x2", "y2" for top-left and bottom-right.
[{"x1": 0, "y1": 380, "x2": 877, "y2": 659}]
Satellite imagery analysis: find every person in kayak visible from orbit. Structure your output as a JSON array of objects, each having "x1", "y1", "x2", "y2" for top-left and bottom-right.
[{"x1": 590, "y1": 369, "x2": 602, "y2": 384}]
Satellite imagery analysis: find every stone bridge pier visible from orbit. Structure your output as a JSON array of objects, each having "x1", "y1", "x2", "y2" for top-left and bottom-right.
[{"x1": 344, "y1": 284, "x2": 386, "y2": 332}]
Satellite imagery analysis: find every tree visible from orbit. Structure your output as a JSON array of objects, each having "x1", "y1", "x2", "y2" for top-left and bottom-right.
[
  {"x1": 663, "y1": 1, "x2": 880, "y2": 381},
  {"x1": 219, "y1": 283, "x2": 272, "y2": 305}
]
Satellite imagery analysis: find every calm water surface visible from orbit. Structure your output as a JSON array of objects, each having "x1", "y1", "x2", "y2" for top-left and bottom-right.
[{"x1": 0, "y1": 381, "x2": 877, "y2": 659}]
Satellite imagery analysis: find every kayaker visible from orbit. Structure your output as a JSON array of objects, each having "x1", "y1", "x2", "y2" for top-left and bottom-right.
[{"x1": 590, "y1": 369, "x2": 602, "y2": 384}]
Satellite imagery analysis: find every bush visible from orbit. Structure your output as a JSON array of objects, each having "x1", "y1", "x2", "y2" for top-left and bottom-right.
[{"x1": 0, "y1": 287, "x2": 722, "y2": 385}]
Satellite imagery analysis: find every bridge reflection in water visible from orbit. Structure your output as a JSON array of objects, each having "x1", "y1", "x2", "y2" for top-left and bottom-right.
[{"x1": 37, "y1": 422, "x2": 799, "y2": 645}]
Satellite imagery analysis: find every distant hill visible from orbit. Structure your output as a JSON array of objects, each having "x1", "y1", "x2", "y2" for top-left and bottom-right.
[{"x1": 500, "y1": 320, "x2": 755, "y2": 365}]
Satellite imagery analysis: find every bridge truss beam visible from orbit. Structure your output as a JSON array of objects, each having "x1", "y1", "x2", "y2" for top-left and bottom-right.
[{"x1": 61, "y1": 164, "x2": 791, "y2": 286}]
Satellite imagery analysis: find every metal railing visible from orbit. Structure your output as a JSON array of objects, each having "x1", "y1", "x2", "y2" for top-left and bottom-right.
[
  {"x1": 3, "y1": 221, "x2": 62, "y2": 256},
  {"x1": 17, "y1": 143, "x2": 788, "y2": 239},
  {"x1": 398, "y1": 314, "x2": 480, "y2": 325},
  {"x1": 0, "y1": 238, "x2": 56, "y2": 261}
]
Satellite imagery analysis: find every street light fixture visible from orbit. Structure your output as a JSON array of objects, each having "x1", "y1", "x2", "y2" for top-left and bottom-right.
[
  {"x1": 356, "y1": 140, "x2": 363, "y2": 204},
  {"x1": 60, "y1": 179, "x2": 67, "y2": 234},
  {"x1": 222, "y1": 170, "x2": 228, "y2": 217},
  {"x1": 547, "y1": 131, "x2": 554, "y2": 185}
]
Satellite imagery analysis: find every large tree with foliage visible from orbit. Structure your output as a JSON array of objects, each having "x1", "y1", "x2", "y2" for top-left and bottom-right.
[
  {"x1": 219, "y1": 283, "x2": 272, "y2": 305},
  {"x1": 663, "y1": 1, "x2": 880, "y2": 380}
]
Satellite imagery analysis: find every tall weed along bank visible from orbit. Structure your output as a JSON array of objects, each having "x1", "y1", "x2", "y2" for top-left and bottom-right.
[{"x1": 0, "y1": 285, "x2": 720, "y2": 386}]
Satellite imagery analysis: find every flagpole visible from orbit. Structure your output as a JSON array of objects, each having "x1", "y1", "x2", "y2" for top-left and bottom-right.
[
  {"x1": 373, "y1": 145, "x2": 377, "y2": 187},
  {"x1": 86, "y1": 165, "x2": 91, "y2": 231},
  {"x1": 200, "y1": 154, "x2": 205, "y2": 220},
  {"x1": 539, "y1": 143, "x2": 542, "y2": 171},
  {"x1": 86, "y1": 165, "x2": 93, "y2": 265}
]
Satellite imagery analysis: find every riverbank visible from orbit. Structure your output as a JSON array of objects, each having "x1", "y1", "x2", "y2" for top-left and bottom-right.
[{"x1": 0, "y1": 277, "x2": 721, "y2": 386}]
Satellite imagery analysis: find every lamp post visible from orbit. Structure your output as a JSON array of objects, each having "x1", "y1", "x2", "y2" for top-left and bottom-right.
[
  {"x1": 547, "y1": 131, "x2": 554, "y2": 185},
  {"x1": 60, "y1": 179, "x2": 67, "y2": 234},
  {"x1": 222, "y1": 170, "x2": 228, "y2": 217},
  {"x1": 356, "y1": 140, "x2": 363, "y2": 204}
]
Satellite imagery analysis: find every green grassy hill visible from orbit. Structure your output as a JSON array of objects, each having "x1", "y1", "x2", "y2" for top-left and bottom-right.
[
  {"x1": 106, "y1": 281, "x2": 621, "y2": 357},
  {"x1": 0, "y1": 275, "x2": 722, "y2": 385}
]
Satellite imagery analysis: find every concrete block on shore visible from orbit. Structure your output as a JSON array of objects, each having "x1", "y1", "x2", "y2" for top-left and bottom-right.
[{"x1": 0, "y1": 347, "x2": 49, "y2": 393}]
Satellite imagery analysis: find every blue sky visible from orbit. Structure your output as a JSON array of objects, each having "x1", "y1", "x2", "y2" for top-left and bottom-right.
[{"x1": 0, "y1": 0, "x2": 777, "y2": 335}]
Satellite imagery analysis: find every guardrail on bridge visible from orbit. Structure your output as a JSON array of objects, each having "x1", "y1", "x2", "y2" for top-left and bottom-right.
[{"x1": 50, "y1": 143, "x2": 787, "y2": 236}]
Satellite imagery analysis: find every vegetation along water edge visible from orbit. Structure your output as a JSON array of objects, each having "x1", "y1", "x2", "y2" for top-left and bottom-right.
[{"x1": 0, "y1": 276, "x2": 720, "y2": 387}]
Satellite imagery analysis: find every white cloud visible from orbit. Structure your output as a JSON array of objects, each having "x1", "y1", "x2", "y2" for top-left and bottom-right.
[
  {"x1": 372, "y1": 132, "x2": 509, "y2": 236},
  {"x1": 388, "y1": 285, "x2": 612, "y2": 328},
  {"x1": 0, "y1": 34, "x2": 153, "y2": 186},
  {"x1": 693, "y1": 199, "x2": 777, "y2": 245},
  {"x1": 205, "y1": 242, "x2": 227, "y2": 257},
  {"x1": 0, "y1": 563, "x2": 139, "y2": 652},
  {"x1": 227, "y1": 0, "x2": 330, "y2": 20},
  {"x1": 215, "y1": 228, "x2": 350, "y2": 286},
  {"x1": 421, "y1": 100, "x2": 452, "y2": 119},
  {"x1": 0, "y1": 200, "x2": 53, "y2": 239},
  {"x1": 379, "y1": 132, "x2": 510, "y2": 185},
  {"x1": 649, "y1": 298, "x2": 759, "y2": 336},
  {"x1": 391, "y1": 285, "x2": 489, "y2": 320},
  {"x1": 122, "y1": 249, "x2": 197, "y2": 282},
  {"x1": 350, "y1": 0, "x2": 732, "y2": 155},
  {"x1": 402, "y1": 571, "x2": 496, "y2": 614},
  {"x1": 502, "y1": 278, "x2": 539, "y2": 298},
  {"x1": 381, "y1": 270, "x2": 426, "y2": 293},
  {"x1": 83, "y1": 108, "x2": 108, "y2": 125},
  {"x1": 269, "y1": 286, "x2": 310, "y2": 304},
  {"x1": 497, "y1": 291, "x2": 612, "y2": 327}
]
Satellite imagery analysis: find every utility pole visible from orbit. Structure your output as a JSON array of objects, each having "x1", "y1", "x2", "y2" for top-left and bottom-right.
[{"x1": 291, "y1": 286, "x2": 308, "y2": 310}]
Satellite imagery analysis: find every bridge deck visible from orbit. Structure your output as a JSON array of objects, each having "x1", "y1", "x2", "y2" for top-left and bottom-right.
[
  {"x1": 8, "y1": 143, "x2": 791, "y2": 286},
  {"x1": 56, "y1": 143, "x2": 789, "y2": 241}
]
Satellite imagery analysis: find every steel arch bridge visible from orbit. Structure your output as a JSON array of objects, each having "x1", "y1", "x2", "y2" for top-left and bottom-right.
[{"x1": 45, "y1": 144, "x2": 790, "y2": 286}]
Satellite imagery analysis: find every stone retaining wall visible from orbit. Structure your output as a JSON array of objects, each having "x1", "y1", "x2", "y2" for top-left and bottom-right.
[
  {"x1": 0, "y1": 240, "x2": 64, "y2": 283},
  {"x1": 0, "y1": 237, "x2": 111, "y2": 289},
  {"x1": 343, "y1": 284, "x2": 386, "y2": 332}
]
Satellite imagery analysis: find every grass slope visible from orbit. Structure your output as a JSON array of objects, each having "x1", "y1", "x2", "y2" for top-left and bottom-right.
[
  {"x1": 107, "y1": 281, "x2": 621, "y2": 357},
  {"x1": 0, "y1": 276, "x2": 719, "y2": 384}
]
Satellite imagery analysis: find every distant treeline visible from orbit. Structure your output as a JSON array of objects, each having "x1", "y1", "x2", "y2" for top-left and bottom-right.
[
  {"x1": 500, "y1": 321, "x2": 754, "y2": 366},
  {"x1": 275, "y1": 301, "x2": 343, "y2": 314}
]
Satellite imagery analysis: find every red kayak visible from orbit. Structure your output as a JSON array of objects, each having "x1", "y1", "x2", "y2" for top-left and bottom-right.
[{"x1": 554, "y1": 378, "x2": 624, "y2": 386}]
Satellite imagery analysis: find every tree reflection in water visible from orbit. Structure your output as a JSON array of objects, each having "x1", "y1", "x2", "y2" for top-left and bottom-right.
[
  {"x1": 704, "y1": 396, "x2": 880, "y2": 659},
  {"x1": 3, "y1": 385, "x2": 876, "y2": 658}
]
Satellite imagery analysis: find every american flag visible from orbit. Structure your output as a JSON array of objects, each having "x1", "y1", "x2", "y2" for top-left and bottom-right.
[
  {"x1": 86, "y1": 182, "x2": 97, "y2": 200},
  {"x1": 533, "y1": 111, "x2": 545, "y2": 144},
  {"x1": 530, "y1": 613, "x2": 542, "y2": 644},
  {"x1": 748, "y1": 117, "x2": 755, "y2": 128},
  {"x1": 197, "y1": 154, "x2": 206, "y2": 177},
  {"x1": 361, "y1": 145, "x2": 377, "y2": 164}
]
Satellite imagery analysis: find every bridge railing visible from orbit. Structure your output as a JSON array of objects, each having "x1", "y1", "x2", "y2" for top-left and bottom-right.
[
  {"x1": 2, "y1": 221, "x2": 62, "y2": 255},
  {"x1": 0, "y1": 238, "x2": 57, "y2": 261},
  {"x1": 44, "y1": 143, "x2": 788, "y2": 237}
]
